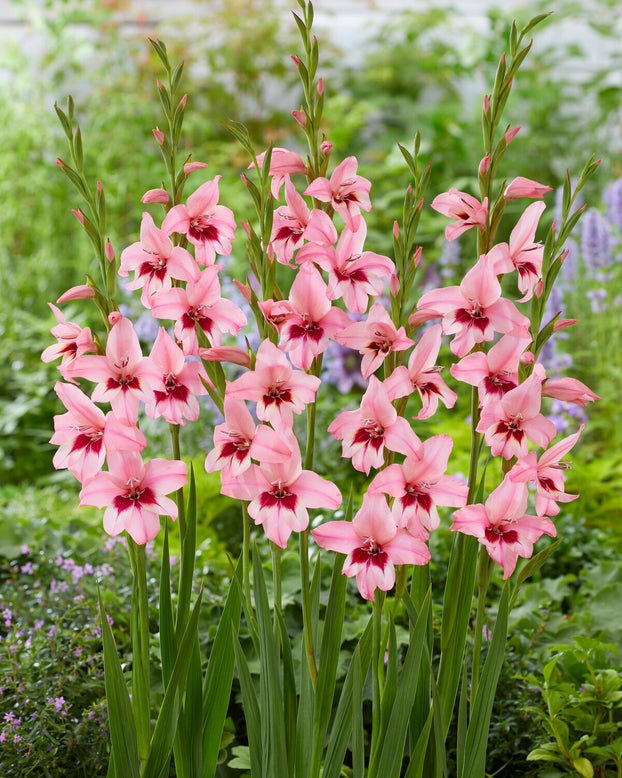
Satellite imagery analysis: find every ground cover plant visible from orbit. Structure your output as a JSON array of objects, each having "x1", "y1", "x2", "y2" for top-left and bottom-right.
[{"x1": 4, "y1": 0, "x2": 621, "y2": 776}]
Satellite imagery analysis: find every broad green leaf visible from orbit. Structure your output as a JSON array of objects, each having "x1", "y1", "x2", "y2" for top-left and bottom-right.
[
  {"x1": 202, "y1": 557, "x2": 242, "y2": 778},
  {"x1": 461, "y1": 583, "x2": 510, "y2": 778},
  {"x1": 98, "y1": 589, "x2": 139, "y2": 778},
  {"x1": 233, "y1": 633, "x2": 262, "y2": 777},
  {"x1": 142, "y1": 588, "x2": 204, "y2": 778}
]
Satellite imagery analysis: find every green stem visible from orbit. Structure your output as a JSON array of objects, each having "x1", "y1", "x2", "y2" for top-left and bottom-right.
[
  {"x1": 242, "y1": 502, "x2": 252, "y2": 610},
  {"x1": 471, "y1": 547, "x2": 494, "y2": 701},
  {"x1": 272, "y1": 543, "x2": 282, "y2": 614},
  {"x1": 300, "y1": 529, "x2": 317, "y2": 685},
  {"x1": 128, "y1": 539, "x2": 151, "y2": 766},
  {"x1": 170, "y1": 424, "x2": 186, "y2": 541},
  {"x1": 370, "y1": 593, "x2": 385, "y2": 772}
]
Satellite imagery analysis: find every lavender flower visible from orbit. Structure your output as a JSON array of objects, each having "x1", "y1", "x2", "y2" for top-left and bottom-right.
[
  {"x1": 581, "y1": 208, "x2": 612, "y2": 269},
  {"x1": 603, "y1": 178, "x2": 622, "y2": 233}
]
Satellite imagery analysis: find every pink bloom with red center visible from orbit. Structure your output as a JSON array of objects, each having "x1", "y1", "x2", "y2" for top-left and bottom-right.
[
  {"x1": 222, "y1": 431, "x2": 341, "y2": 548},
  {"x1": 226, "y1": 339, "x2": 321, "y2": 426},
  {"x1": 328, "y1": 376, "x2": 422, "y2": 475},
  {"x1": 63, "y1": 317, "x2": 159, "y2": 424},
  {"x1": 431, "y1": 188, "x2": 488, "y2": 241},
  {"x1": 541, "y1": 377, "x2": 600, "y2": 407},
  {"x1": 79, "y1": 450, "x2": 187, "y2": 544},
  {"x1": 298, "y1": 222, "x2": 394, "y2": 314},
  {"x1": 450, "y1": 330, "x2": 532, "y2": 406},
  {"x1": 151, "y1": 266, "x2": 247, "y2": 355},
  {"x1": 161, "y1": 177, "x2": 236, "y2": 265},
  {"x1": 383, "y1": 324, "x2": 457, "y2": 419},
  {"x1": 205, "y1": 394, "x2": 290, "y2": 477},
  {"x1": 368, "y1": 434, "x2": 468, "y2": 537},
  {"x1": 451, "y1": 476, "x2": 556, "y2": 579},
  {"x1": 119, "y1": 213, "x2": 198, "y2": 308},
  {"x1": 476, "y1": 373, "x2": 557, "y2": 459},
  {"x1": 504, "y1": 176, "x2": 552, "y2": 201},
  {"x1": 270, "y1": 176, "x2": 336, "y2": 265},
  {"x1": 312, "y1": 493, "x2": 430, "y2": 601},
  {"x1": 274, "y1": 263, "x2": 351, "y2": 370},
  {"x1": 144, "y1": 328, "x2": 208, "y2": 425},
  {"x1": 253, "y1": 148, "x2": 307, "y2": 200},
  {"x1": 50, "y1": 382, "x2": 147, "y2": 483},
  {"x1": 42, "y1": 304, "x2": 96, "y2": 373},
  {"x1": 486, "y1": 202, "x2": 546, "y2": 301},
  {"x1": 335, "y1": 302, "x2": 414, "y2": 379},
  {"x1": 304, "y1": 156, "x2": 372, "y2": 231},
  {"x1": 510, "y1": 424, "x2": 584, "y2": 516},
  {"x1": 416, "y1": 255, "x2": 530, "y2": 357}
]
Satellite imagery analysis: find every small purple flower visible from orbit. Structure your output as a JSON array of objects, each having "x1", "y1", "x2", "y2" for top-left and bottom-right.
[
  {"x1": 603, "y1": 178, "x2": 622, "y2": 233},
  {"x1": 19, "y1": 562, "x2": 34, "y2": 575},
  {"x1": 581, "y1": 208, "x2": 612, "y2": 269}
]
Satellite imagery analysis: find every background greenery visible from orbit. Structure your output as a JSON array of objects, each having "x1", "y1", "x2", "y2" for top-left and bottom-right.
[{"x1": 2, "y1": 0, "x2": 622, "y2": 774}]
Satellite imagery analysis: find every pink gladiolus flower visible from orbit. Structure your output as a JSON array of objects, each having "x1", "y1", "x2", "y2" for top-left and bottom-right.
[
  {"x1": 328, "y1": 376, "x2": 422, "y2": 475},
  {"x1": 226, "y1": 339, "x2": 320, "y2": 426},
  {"x1": 368, "y1": 434, "x2": 468, "y2": 537},
  {"x1": 273, "y1": 263, "x2": 351, "y2": 370},
  {"x1": 383, "y1": 324, "x2": 457, "y2": 418},
  {"x1": 304, "y1": 156, "x2": 372, "y2": 231},
  {"x1": 162, "y1": 177, "x2": 236, "y2": 265},
  {"x1": 198, "y1": 346, "x2": 251, "y2": 367},
  {"x1": 270, "y1": 176, "x2": 337, "y2": 265},
  {"x1": 253, "y1": 148, "x2": 308, "y2": 200},
  {"x1": 222, "y1": 432, "x2": 341, "y2": 548},
  {"x1": 205, "y1": 395, "x2": 290, "y2": 477},
  {"x1": 451, "y1": 476, "x2": 556, "y2": 579},
  {"x1": 335, "y1": 302, "x2": 414, "y2": 379},
  {"x1": 79, "y1": 450, "x2": 187, "y2": 544},
  {"x1": 541, "y1": 377, "x2": 599, "y2": 407},
  {"x1": 487, "y1": 202, "x2": 546, "y2": 301},
  {"x1": 510, "y1": 424, "x2": 583, "y2": 516},
  {"x1": 450, "y1": 331, "x2": 532, "y2": 406},
  {"x1": 298, "y1": 222, "x2": 394, "y2": 314},
  {"x1": 312, "y1": 493, "x2": 430, "y2": 601},
  {"x1": 416, "y1": 255, "x2": 530, "y2": 357},
  {"x1": 62, "y1": 317, "x2": 159, "y2": 424},
  {"x1": 42, "y1": 304, "x2": 96, "y2": 372},
  {"x1": 431, "y1": 188, "x2": 488, "y2": 241},
  {"x1": 151, "y1": 265, "x2": 247, "y2": 355},
  {"x1": 144, "y1": 328, "x2": 208, "y2": 425},
  {"x1": 504, "y1": 176, "x2": 552, "y2": 200},
  {"x1": 119, "y1": 213, "x2": 198, "y2": 307},
  {"x1": 50, "y1": 382, "x2": 146, "y2": 483},
  {"x1": 476, "y1": 373, "x2": 557, "y2": 459}
]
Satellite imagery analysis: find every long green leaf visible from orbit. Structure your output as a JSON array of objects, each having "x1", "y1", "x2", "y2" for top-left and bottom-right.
[
  {"x1": 233, "y1": 632, "x2": 262, "y2": 777},
  {"x1": 352, "y1": 647, "x2": 365, "y2": 778},
  {"x1": 461, "y1": 583, "x2": 510, "y2": 778},
  {"x1": 177, "y1": 465, "x2": 197, "y2": 638},
  {"x1": 159, "y1": 522, "x2": 175, "y2": 686},
  {"x1": 376, "y1": 591, "x2": 431, "y2": 778},
  {"x1": 142, "y1": 587, "x2": 204, "y2": 778},
  {"x1": 98, "y1": 589, "x2": 140, "y2": 778},
  {"x1": 275, "y1": 605, "x2": 297, "y2": 776},
  {"x1": 309, "y1": 551, "x2": 347, "y2": 777},
  {"x1": 322, "y1": 619, "x2": 373, "y2": 778},
  {"x1": 202, "y1": 557, "x2": 243, "y2": 778},
  {"x1": 252, "y1": 544, "x2": 288, "y2": 778},
  {"x1": 295, "y1": 635, "x2": 315, "y2": 778}
]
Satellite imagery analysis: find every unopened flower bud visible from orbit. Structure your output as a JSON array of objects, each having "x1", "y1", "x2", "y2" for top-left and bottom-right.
[
  {"x1": 232, "y1": 278, "x2": 252, "y2": 302},
  {"x1": 55, "y1": 157, "x2": 66, "y2": 169},
  {"x1": 105, "y1": 240, "x2": 115, "y2": 263},
  {"x1": 553, "y1": 318, "x2": 576, "y2": 333},
  {"x1": 97, "y1": 180, "x2": 103, "y2": 194},
  {"x1": 393, "y1": 220, "x2": 400, "y2": 240},
  {"x1": 240, "y1": 220, "x2": 252, "y2": 239},
  {"x1": 412, "y1": 246, "x2": 423, "y2": 268},
  {"x1": 292, "y1": 108, "x2": 307, "y2": 128},
  {"x1": 504, "y1": 126, "x2": 520, "y2": 145},
  {"x1": 108, "y1": 311, "x2": 123, "y2": 325},
  {"x1": 390, "y1": 273, "x2": 400, "y2": 297},
  {"x1": 157, "y1": 79, "x2": 164, "y2": 91},
  {"x1": 141, "y1": 188, "x2": 170, "y2": 204},
  {"x1": 56, "y1": 284, "x2": 95, "y2": 303},
  {"x1": 520, "y1": 351, "x2": 535, "y2": 365},
  {"x1": 505, "y1": 176, "x2": 552, "y2": 200},
  {"x1": 71, "y1": 209, "x2": 85, "y2": 226},
  {"x1": 152, "y1": 128, "x2": 165, "y2": 145},
  {"x1": 320, "y1": 140, "x2": 332, "y2": 156},
  {"x1": 534, "y1": 280, "x2": 544, "y2": 298},
  {"x1": 478, "y1": 155, "x2": 490, "y2": 179},
  {"x1": 483, "y1": 95, "x2": 490, "y2": 115},
  {"x1": 180, "y1": 94, "x2": 187, "y2": 109},
  {"x1": 184, "y1": 161, "x2": 208, "y2": 177},
  {"x1": 291, "y1": 55, "x2": 301, "y2": 69},
  {"x1": 317, "y1": 77, "x2": 324, "y2": 96}
]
